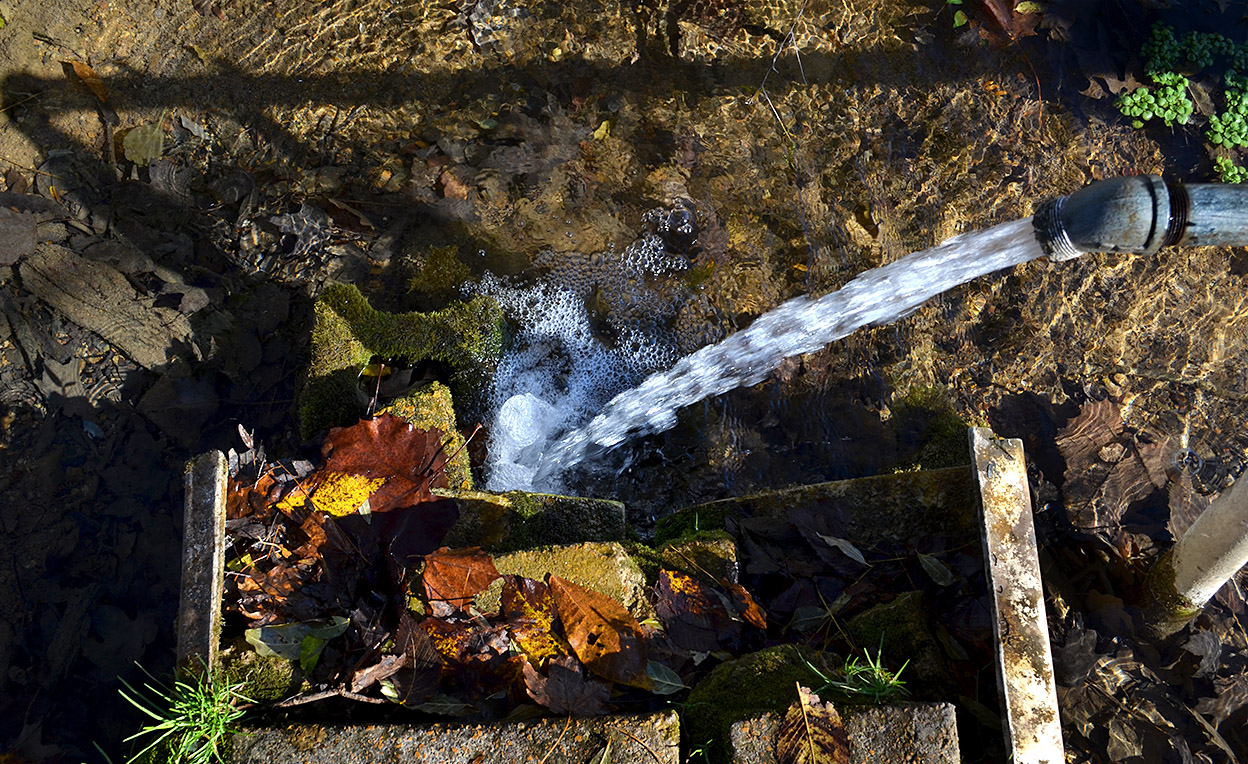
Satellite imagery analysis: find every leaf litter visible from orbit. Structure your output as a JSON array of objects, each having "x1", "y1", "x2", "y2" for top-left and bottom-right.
[{"x1": 222, "y1": 410, "x2": 1002, "y2": 737}]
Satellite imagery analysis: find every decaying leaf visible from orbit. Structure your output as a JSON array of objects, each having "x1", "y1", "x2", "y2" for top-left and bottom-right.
[
  {"x1": 724, "y1": 581, "x2": 768, "y2": 630},
  {"x1": 549, "y1": 575, "x2": 650, "y2": 688},
  {"x1": 654, "y1": 569, "x2": 739, "y2": 652},
  {"x1": 815, "y1": 534, "x2": 867, "y2": 566},
  {"x1": 777, "y1": 684, "x2": 850, "y2": 764},
  {"x1": 245, "y1": 616, "x2": 349, "y2": 661},
  {"x1": 522, "y1": 655, "x2": 610, "y2": 715},
  {"x1": 501, "y1": 575, "x2": 569, "y2": 664},
  {"x1": 386, "y1": 612, "x2": 442, "y2": 706},
  {"x1": 422, "y1": 547, "x2": 500, "y2": 610},
  {"x1": 62, "y1": 61, "x2": 110, "y2": 103},
  {"x1": 644, "y1": 660, "x2": 688, "y2": 695}
]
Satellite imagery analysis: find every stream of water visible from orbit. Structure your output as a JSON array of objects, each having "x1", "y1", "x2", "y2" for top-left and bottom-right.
[{"x1": 515, "y1": 217, "x2": 1046, "y2": 487}]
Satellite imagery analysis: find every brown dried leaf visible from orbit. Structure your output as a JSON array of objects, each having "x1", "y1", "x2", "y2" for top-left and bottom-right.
[
  {"x1": 548, "y1": 574, "x2": 649, "y2": 688},
  {"x1": 777, "y1": 684, "x2": 850, "y2": 764},
  {"x1": 522, "y1": 656, "x2": 609, "y2": 716},
  {"x1": 62, "y1": 61, "x2": 110, "y2": 103},
  {"x1": 388, "y1": 612, "x2": 441, "y2": 706},
  {"x1": 422, "y1": 547, "x2": 500, "y2": 610},
  {"x1": 724, "y1": 581, "x2": 768, "y2": 630}
]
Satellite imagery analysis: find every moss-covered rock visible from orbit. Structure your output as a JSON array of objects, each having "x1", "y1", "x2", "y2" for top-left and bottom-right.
[
  {"x1": 299, "y1": 282, "x2": 504, "y2": 439},
  {"x1": 678, "y1": 465, "x2": 978, "y2": 548},
  {"x1": 844, "y1": 590, "x2": 952, "y2": 697},
  {"x1": 657, "y1": 534, "x2": 738, "y2": 586},
  {"x1": 436, "y1": 488, "x2": 627, "y2": 552},
  {"x1": 381, "y1": 382, "x2": 473, "y2": 490},
  {"x1": 218, "y1": 643, "x2": 298, "y2": 703},
  {"x1": 653, "y1": 505, "x2": 739, "y2": 547},
  {"x1": 473, "y1": 542, "x2": 653, "y2": 621},
  {"x1": 683, "y1": 644, "x2": 842, "y2": 764}
]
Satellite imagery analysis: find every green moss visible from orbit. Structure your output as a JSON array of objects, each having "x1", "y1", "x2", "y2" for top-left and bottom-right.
[
  {"x1": 473, "y1": 542, "x2": 652, "y2": 620},
  {"x1": 683, "y1": 645, "x2": 842, "y2": 764},
  {"x1": 654, "y1": 506, "x2": 738, "y2": 546},
  {"x1": 657, "y1": 535, "x2": 738, "y2": 586},
  {"x1": 218, "y1": 643, "x2": 297, "y2": 703},
  {"x1": 382, "y1": 382, "x2": 473, "y2": 490},
  {"x1": 844, "y1": 591, "x2": 951, "y2": 696},
  {"x1": 437, "y1": 489, "x2": 628, "y2": 552},
  {"x1": 408, "y1": 245, "x2": 473, "y2": 295},
  {"x1": 299, "y1": 283, "x2": 504, "y2": 439},
  {"x1": 893, "y1": 385, "x2": 971, "y2": 470}
]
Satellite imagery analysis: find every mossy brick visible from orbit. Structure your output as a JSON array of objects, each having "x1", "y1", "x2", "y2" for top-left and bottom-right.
[
  {"x1": 299, "y1": 282, "x2": 504, "y2": 439},
  {"x1": 844, "y1": 590, "x2": 953, "y2": 697},
  {"x1": 381, "y1": 382, "x2": 472, "y2": 490},
  {"x1": 683, "y1": 644, "x2": 843, "y2": 764},
  {"x1": 657, "y1": 534, "x2": 738, "y2": 585},
  {"x1": 435, "y1": 489, "x2": 627, "y2": 552},
  {"x1": 679, "y1": 465, "x2": 978, "y2": 548},
  {"x1": 654, "y1": 505, "x2": 739, "y2": 547},
  {"x1": 473, "y1": 542, "x2": 653, "y2": 621}
]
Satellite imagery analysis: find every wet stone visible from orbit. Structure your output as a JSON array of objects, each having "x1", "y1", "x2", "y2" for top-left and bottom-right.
[
  {"x1": 728, "y1": 703, "x2": 960, "y2": 764},
  {"x1": 231, "y1": 710, "x2": 679, "y2": 764},
  {"x1": 474, "y1": 541, "x2": 652, "y2": 621}
]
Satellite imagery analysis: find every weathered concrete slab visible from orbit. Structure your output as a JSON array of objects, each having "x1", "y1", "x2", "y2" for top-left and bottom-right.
[
  {"x1": 729, "y1": 703, "x2": 960, "y2": 764},
  {"x1": 178, "y1": 450, "x2": 227, "y2": 670},
  {"x1": 670, "y1": 465, "x2": 978, "y2": 547},
  {"x1": 231, "y1": 711, "x2": 680, "y2": 764},
  {"x1": 437, "y1": 489, "x2": 628, "y2": 552},
  {"x1": 969, "y1": 428, "x2": 1063, "y2": 764}
]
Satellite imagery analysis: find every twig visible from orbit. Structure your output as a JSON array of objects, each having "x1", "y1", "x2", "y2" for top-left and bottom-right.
[
  {"x1": 536, "y1": 715, "x2": 573, "y2": 764},
  {"x1": 611, "y1": 726, "x2": 668, "y2": 764}
]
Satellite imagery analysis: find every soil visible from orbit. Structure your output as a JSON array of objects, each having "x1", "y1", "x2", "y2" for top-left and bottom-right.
[{"x1": 0, "y1": 0, "x2": 1246, "y2": 761}]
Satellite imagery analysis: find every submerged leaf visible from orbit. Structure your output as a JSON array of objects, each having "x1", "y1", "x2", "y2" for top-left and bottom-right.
[
  {"x1": 123, "y1": 120, "x2": 165, "y2": 164},
  {"x1": 63, "y1": 60, "x2": 110, "y2": 102},
  {"x1": 549, "y1": 575, "x2": 650, "y2": 688},
  {"x1": 777, "y1": 684, "x2": 850, "y2": 764},
  {"x1": 918, "y1": 554, "x2": 956, "y2": 587},
  {"x1": 645, "y1": 661, "x2": 688, "y2": 695}
]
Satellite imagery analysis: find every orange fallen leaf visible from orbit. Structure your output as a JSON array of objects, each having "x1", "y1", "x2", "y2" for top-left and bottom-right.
[
  {"x1": 422, "y1": 546, "x2": 500, "y2": 611},
  {"x1": 548, "y1": 574, "x2": 649, "y2": 688}
]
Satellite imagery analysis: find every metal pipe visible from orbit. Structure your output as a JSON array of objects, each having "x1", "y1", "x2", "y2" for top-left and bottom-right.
[{"x1": 1033, "y1": 174, "x2": 1248, "y2": 261}]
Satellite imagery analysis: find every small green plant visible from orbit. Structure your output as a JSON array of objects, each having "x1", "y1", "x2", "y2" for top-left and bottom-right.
[
  {"x1": 1207, "y1": 72, "x2": 1248, "y2": 148},
  {"x1": 1116, "y1": 71, "x2": 1193, "y2": 128},
  {"x1": 1214, "y1": 156, "x2": 1248, "y2": 183},
  {"x1": 113, "y1": 662, "x2": 251, "y2": 764},
  {"x1": 804, "y1": 644, "x2": 909, "y2": 704}
]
